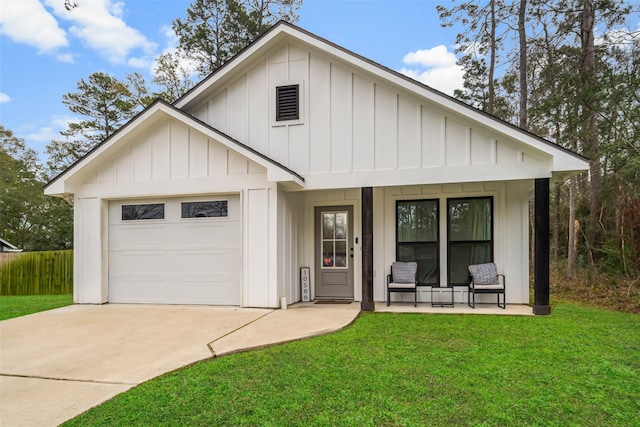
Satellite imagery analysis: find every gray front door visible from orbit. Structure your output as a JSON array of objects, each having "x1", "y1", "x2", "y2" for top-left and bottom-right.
[{"x1": 314, "y1": 206, "x2": 354, "y2": 300}]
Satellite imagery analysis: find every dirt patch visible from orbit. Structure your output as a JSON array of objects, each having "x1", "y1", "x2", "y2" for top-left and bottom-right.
[{"x1": 548, "y1": 267, "x2": 640, "y2": 313}]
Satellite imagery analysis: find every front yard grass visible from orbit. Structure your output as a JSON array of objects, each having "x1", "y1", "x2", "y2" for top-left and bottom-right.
[
  {"x1": 66, "y1": 303, "x2": 639, "y2": 426},
  {"x1": 0, "y1": 294, "x2": 73, "y2": 321}
]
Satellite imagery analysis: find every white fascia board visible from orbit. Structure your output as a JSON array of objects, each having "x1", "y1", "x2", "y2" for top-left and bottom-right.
[
  {"x1": 267, "y1": 168, "x2": 305, "y2": 186},
  {"x1": 548, "y1": 150, "x2": 591, "y2": 172},
  {"x1": 44, "y1": 179, "x2": 66, "y2": 196}
]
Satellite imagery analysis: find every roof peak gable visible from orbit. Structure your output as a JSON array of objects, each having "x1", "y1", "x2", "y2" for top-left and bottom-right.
[{"x1": 174, "y1": 21, "x2": 587, "y2": 166}]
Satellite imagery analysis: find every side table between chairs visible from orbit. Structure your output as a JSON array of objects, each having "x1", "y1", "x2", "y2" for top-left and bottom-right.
[{"x1": 431, "y1": 286, "x2": 454, "y2": 307}]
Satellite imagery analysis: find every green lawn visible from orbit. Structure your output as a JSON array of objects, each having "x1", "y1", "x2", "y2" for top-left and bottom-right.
[
  {"x1": 0, "y1": 294, "x2": 73, "y2": 321},
  {"x1": 65, "y1": 304, "x2": 639, "y2": 427}
]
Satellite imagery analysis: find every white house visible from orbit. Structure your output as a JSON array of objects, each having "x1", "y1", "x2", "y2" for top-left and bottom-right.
[{"x1": 44, "y1": 22, "x2": 589, "y2": 314}]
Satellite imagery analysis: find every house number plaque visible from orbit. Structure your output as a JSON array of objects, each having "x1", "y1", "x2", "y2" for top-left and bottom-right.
[{"x1": 300, "y1": 267, "x2": 311, "y2": 302}]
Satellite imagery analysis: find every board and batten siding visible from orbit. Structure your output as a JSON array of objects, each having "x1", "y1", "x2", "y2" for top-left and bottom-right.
[
  {"x1": 73, "y1": 117, "x2": 267, "y2": 199},
  {"x1": 276, "y1": 188, "x2": 305, "y2": 305},
  {"x1": 184, "y1": 42, "x2": 551, "y2": 189}
]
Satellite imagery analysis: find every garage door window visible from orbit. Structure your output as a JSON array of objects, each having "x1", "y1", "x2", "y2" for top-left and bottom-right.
[
  {"x1": 122, "y1": 203, "x2": 164, "y2": 221},
  {"x1": 181, "y1": 201, "x2": 228, "y2": 218}
]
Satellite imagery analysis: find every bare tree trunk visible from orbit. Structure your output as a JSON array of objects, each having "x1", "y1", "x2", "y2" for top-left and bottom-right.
[
  {"x1": 568, "y1": 177, "x2": 577, "y2": 279},
  {"x1": 518, "y1": 0, "x2": 528, "y2": 130},
  {"x1": 553, "y1": 183, "x2": 561, "y2": 263},
  {"x1": 488, "y1": 0, "x2": 497, "y2": 115},
  {"x1": 620, "y1": 197, "x2": 629, "y2": 277},
  {"x1": 530, "y1": 199, "x2": 535, "y2": 271},
  {"x1": 581, "y1": 0, "x2": 602, "y2": 262}
]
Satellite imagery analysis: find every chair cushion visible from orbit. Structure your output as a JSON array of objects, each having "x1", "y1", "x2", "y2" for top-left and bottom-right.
[
  {"x1": 472, "y1": 283, "x2": 503, "y2": 290},
  {"x1": 388, "y1": 282, "x2": 416, "y2": 289},
  {"x1": 468, "y1": 263, "x2": 498, "y2": 285},
  {"x1": 392, "y1": 262, "x2": 417, "y2": 283}
]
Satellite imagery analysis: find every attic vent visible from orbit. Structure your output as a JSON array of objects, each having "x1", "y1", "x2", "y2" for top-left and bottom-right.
[{"x1": 276, "y1": 84, "x2": 299, "y2": 121}]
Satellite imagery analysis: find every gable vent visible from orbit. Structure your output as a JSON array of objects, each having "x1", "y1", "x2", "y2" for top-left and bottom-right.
[{"x1": 276, "y1": 84, "x2": 299, "y2": 121}]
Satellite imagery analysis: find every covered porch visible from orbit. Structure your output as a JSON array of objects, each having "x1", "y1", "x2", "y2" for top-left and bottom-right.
[
  {"x1": 282, "y1": 177, "x2": 549, "y2": 314},
  {"x1": 359, "y1": 178, "x2": 551, "y2": 314}
]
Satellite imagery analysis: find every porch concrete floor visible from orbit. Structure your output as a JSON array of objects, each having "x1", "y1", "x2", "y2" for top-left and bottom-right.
[{"x1": 375, "y1": 302, "x2": 534, "y2": 315}]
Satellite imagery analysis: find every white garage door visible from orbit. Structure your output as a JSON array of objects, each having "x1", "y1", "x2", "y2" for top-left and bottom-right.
[{"x1": 108, "y1": 196, "x2": 241, "y2": 305}]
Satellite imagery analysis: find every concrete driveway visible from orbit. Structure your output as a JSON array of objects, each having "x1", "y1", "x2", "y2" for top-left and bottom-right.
[{"x1": 0, "y1": 303, "x2": 360, "y2": 426}]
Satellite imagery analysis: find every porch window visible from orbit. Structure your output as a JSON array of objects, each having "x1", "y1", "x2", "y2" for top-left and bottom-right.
[
  {"x1": 396, "y1": 200, "x2": 439, "y2": 285},
  {"x1": 447, "y1": 197, "x2": 493, "y2": 285}
]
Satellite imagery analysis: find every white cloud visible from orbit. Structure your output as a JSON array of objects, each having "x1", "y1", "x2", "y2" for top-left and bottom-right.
[
  {"x1": 26, "y1": 127, "x2": 58, "y2": 142},
  {"x1": 403, "y1": 45, "x2": 457, "y2": 68},
  {"x1": 0, "y1": 93, "x2": 11, "y2": 103},
  {"x1": 25, "y1": 115, "x2": 79, "y2": 142},
  {"x1": 128, "y1": 56, "x2": 152, "y2": 68},
  {"x1": 56, "y1": 53, "x2": 75, "y2": 63},
  {"x1": 51, "y1": 115, "x2": 80, "y2": 129},
  {"x1": 44, "y1": 0, "x2": 157, "y2": 64},
  {"x1": 596, "y1": 25, "x2": 640, "y2": 47},
  {"x1": 0, "y1": 0, "x2": 67, "y2": 53},
  {"x1": 399, "y1": 45, "x2": 464, "y2": 96},
  {"x1": 161, "y1": 24, "x2": 179, "y2": 48}
]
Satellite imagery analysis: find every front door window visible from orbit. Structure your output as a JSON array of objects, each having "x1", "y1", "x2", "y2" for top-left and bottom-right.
[{"x1": 321, "y1": 212, "x2": 348, "y2": 268}]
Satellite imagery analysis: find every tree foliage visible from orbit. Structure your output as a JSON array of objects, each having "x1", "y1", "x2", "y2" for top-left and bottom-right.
[
  {"x1": 46, "y1": 71, "x2": 150, "y2": 177},
  {"x1": 60, "y1": 72, "x2": 138, "y2": 144},
  {"x1": 439, "y1": 0, "x2": 640, "y2": 283},
  {"x1": 0, "y1": 126, "x2": 72, "y2": 251},
  {"x1": 173, "y1": 0, "x2": 302, "y2": 77},
  {"x1": 153, "y1": 52, "x2": 196, "y2": 102}
]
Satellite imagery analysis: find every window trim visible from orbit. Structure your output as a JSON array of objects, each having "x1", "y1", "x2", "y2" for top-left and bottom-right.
[
  {"x1": 275, "y1": 84, "x2": 299, "y2": 121},
  {"x1": 446, "y1": 196, "x2": 494, "y2": 286},
  {"x1": 395, "y1": 199, "x2": 440, "y2": 286}
]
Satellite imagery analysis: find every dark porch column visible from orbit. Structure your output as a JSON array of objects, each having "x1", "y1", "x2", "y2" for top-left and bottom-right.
[
  {"x1": 361, "y1": 187, "x2": 374, "y2": 311},
  {"x1": 533, "y1": 178, "x2": 551, "y2": 315}
]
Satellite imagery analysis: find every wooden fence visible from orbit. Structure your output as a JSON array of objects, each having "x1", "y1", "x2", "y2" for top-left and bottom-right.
[
  {"x1": 0, "y1": 252, "x2": 22, "y2": 265},
  {"x1": 0, "y1": 250, "x2": 73, "y2": 295}
]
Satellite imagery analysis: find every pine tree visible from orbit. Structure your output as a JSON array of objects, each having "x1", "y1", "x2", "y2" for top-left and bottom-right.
[{"x1": 173, "y1": 0, "x2": 302, "y2": 77}]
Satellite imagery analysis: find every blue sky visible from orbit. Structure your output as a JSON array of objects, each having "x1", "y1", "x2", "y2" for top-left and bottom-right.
[{"x1": 0, "y1": 0, "x2": 465, "y2": 159}]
